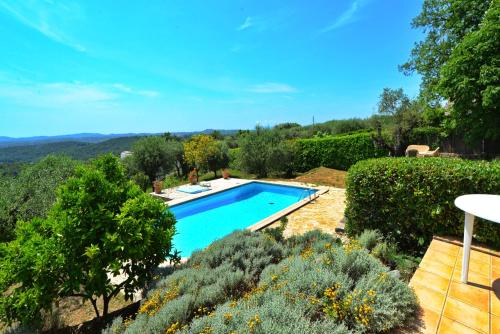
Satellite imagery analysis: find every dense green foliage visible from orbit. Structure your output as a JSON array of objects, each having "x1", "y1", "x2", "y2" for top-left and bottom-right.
[
  {"x1": 183, "y1": 135, "x2": 229, "y2": 177},
  {"x1": 104, "y1": 230, "x2": 286, "y2": 334},
  {"x1": 106, "y1": 230, "x2": 417, "y2": 334},
  {"x1": 345, "y1": 158, "x2": 500, "y2": 252},
  {"x1": 408, "y1": 126, "x2": 442, "y2": 148},
  {"x1": 0, "y1": 155, "x2": 176, "y2": 326},
  {"x1": 355, "y1": 230, "x2": 419, "y2": 281},
  {"x1": 377, "y1": 88, "x2": 423, "y2": 155},
  {"x1": 0, "y1": 136, "x2": 143, "y2": 163},
  {"x1": 399, "y1": 0, "x2": 499, "y2": 145},
  {"x1": 0, "y1": 155, "x2": 80, "y2": 242},
  {"x1": 129, "y1": 136, "x2": 178, "y2": 183},
  {"x1": 401, "y1": 0, "x2": 492, "y2": 104},
  {"x1": 438, "y1": 0, "x2": 500, "y2": 143},
  {"x1": 295, "y1": 133, "x2": 388, "y2": 172},
  {"x1": 238, "y1": 128, "x2": 296, "y2": 177}
]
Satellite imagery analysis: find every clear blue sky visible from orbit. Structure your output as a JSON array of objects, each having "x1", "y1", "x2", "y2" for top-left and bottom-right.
[{"x1": 0, "y1": 0, "x2": 423, "y2": 137}]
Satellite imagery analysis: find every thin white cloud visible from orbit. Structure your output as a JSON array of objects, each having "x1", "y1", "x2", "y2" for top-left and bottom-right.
[
  {"x1": 0, "y1": 1, "x2": 86, "y2": 51},
  {"x1": 230, "y1": 45, "x2": 242, "y2": 53},
  {"x1": 248, "y1": 82, "x2": 298, "y2": 94},
  {"x1": 237, "y1": 17, "x2": 253, "y2": 31},
  {"x1": 137, "y1": 90, "x2": 160, "y2": 97},
  {"x1": 0, "y1": 81, "x2": 160, "y2": 109},
  {"x1": 0, "y1": 82, "x2": 114, "y2": 108},
  {"x1": 320, "y1": 0, "x2": 367, "y2": 33},
  {"x1": 112, "y1": 83, "x2": 160, "y2": 97},
  {"x1": 236, "y1": 16, "x2": 273, "y2": 32}
]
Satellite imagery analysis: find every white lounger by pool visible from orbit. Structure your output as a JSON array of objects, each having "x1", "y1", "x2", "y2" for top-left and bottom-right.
[{"x1": 177, "y1": 185, "x2": 211, "y2": 194}]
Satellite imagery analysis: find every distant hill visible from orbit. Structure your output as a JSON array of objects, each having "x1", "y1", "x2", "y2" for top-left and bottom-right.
[
  {"x1": 0, "y1": 129, "x2": 241, "y2": 163},
  {"x1": 0, "y1": 136, "x2": 144, "y2": 163},
  {"x1": 0, "y1": 129, "x2": 239, "y2": 148},
  {"x1": 0, "y1": 133, "x2": 154, "y2": 148}
]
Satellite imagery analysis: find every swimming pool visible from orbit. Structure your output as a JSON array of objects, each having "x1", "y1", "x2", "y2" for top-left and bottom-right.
[{"x1": 169, "y1": 182, "x2": 317, "y2": 257}]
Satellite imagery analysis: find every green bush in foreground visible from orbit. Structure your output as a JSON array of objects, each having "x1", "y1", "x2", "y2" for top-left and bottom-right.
[
  {"x1": 295, "y1": 132, "x2": 388, "y2": 172},
  {"x1": 346, "y1": 158, "x2": 500, "y2": 252},
  {"x1": 0, "y1": 155, "x2": 176, "y2": 326},
  {"x1": 105, "y1": 230, "x2": 417, "y2": 334}
]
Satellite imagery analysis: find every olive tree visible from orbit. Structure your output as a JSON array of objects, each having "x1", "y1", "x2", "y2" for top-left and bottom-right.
[
  {"x1": 377, "y1": 88, "x2": 423, "y2": 155},
  {"x1": 0, "y1": 154, "x2": 176, "y2": 326},
  {"x1": 0, "y1": 155, "x2": 79, "y2": 242},
  {"x1": 239, "y1": 127, "x2": 295, "y2": 177},
  {"x1": 131, "y1": 136, "x2": 176, "y2": 183}
]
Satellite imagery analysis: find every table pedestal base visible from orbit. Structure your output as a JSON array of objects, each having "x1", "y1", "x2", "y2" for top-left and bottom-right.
[{"x1": 461, "y1": 212, "x2": 474, "y2": 283}]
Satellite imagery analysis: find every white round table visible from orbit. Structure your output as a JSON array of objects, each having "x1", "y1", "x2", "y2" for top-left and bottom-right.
[{"x1": 454, "y1": 194, "x2": 500, "y2": 283}]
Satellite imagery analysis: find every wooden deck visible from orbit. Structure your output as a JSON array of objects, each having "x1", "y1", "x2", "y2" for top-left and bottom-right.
[{"x1": 409, "y1": 237, "x2": 499, "y2": 333}]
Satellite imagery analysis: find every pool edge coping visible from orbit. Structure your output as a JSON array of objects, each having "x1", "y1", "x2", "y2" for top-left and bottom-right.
[
  {"x1": 246, "y1": 186, "x2": 329, "y2": 231},
  {"x1": 163, "y1": 179, "x2": 324, "y2": 209}
]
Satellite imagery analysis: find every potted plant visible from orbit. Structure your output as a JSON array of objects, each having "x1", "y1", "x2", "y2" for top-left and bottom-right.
[
  {"x1": 222, "y1": 169, "x2": 230, "y2": 179},
  {"x1": 188, "y1": 169, "x2": 198, "y2": 185},
  {"x1": 153, "y1": 180, "x2": 163, "y2": 194}
]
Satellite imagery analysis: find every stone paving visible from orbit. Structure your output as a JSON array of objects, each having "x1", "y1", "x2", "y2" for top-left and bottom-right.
[{"x1": 267, "y1": 187, "x2": 346, "y2": 238}]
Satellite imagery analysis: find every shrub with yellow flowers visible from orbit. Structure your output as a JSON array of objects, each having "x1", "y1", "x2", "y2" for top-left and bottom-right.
[
  {"x1": 170, "y1": 231, "x2": 416, "y2": 334},
  {"x1": 105, "y1": 230, "x2": 417, "y2": 334}
]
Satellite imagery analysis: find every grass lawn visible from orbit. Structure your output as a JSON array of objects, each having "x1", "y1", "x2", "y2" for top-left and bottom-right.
[{"x1": 292, "y1": 167, "x2": 346, "y2": 188}]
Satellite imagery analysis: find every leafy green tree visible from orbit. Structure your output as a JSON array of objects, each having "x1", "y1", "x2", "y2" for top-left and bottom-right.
[
  {"x1": 267, "y1": 140, "x2": 297, "y2": 177},
  {"x1": 239, "y1": 127, "x2": 294, "y2": 177},
  {"x1": 209, "y1": 130, "x2": 224, "y2": 140},
  {"x1": 162, "y1": 132, "x2": 182, "y2": 142},
  {"x1": 401, "y1": 0, "x2": 492, "y2": 105},
  {"x1": 438, "y1": 1, "x2": 500, "y2": 143},
  {"x1": 377, "y1": 88, "x2": 423, "y2": 155},
  {"x1": 0, "y1": 155, "x2": 79, "y2": 242},
  {"x1": 169, "y1": 140, "x2": 188, "y2": 178},
  {"x1": 184, "y1": 135, "x2": 228, "y2": 177},
  {"x1": 131, "y1": 136, "x2": 176, "y2": 183},
  {"x1": 238, "y1": 127, "x2": 273, "y2": 177},
  {"x1": 206, "y1": 141, "x2": 230, "y2": 177},
  {"x1": 0, "y1": 155, "x2": 176, "y2": 325}
]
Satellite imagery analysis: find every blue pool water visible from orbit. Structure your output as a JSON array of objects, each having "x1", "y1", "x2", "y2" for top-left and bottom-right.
[{"x1": 169, "y1": 182, "x2": 316, "y2": 257}]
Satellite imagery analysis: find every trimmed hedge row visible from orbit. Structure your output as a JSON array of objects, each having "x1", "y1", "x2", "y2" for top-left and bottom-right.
[
  {"x1": 345, "y1": 158, "x2": 500, "y2": 252},
  {"x1": 295, "y1": 133, "x2": 388, "y2": 172}
]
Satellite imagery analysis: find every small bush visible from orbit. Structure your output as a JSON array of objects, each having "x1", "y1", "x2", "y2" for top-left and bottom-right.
[
  {"x1": 357, "y1": 230, "x2": 383, "y2": 251},
  {"x1": 228, "y1": 148, "x2": 241, "y2": 170},
  {"x1": 177, "y1": 236, "x2": 417, "y2": 334},
  {"x1": 264, "y1": 216, "x2": 288, "y2": 242},
  {"x1": 104, "y1": 231, "x2": 285, "y2": 334},
  {"x1": 295, "y1": 132, "x2": 388, "y2": 172},
  {"x1": 131, "y1": 172, "x2": 150, "y2": 191},
  {"x1": 346, "y1": 158, "x2": 500, "y2": 252},
  {"x1": 354, "y1": 231, "x2": 420, "y2": 281}
]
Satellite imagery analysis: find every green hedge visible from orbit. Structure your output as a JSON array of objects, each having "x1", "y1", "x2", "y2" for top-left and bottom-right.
[
  {"x1": 295, "y1": 133, "x2": 388, "y2": 171},
  {"x1": 345, "y1": 158, "x2": 500, "y2": 252}
]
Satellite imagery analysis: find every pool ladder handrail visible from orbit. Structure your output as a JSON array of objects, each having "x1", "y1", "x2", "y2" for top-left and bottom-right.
[{"x1": 298, "y1": 188, "x2": 314, "y2": 202}]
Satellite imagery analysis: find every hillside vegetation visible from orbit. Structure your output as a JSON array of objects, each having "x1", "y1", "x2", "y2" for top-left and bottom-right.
[{"x1": 0, "y1": 136, "x2": 143, "y2": 163}]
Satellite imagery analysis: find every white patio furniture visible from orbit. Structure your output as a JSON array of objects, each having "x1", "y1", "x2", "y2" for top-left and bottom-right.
[{"x1": 454, "y1": 194, "x2": 500, "y2": 283}]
